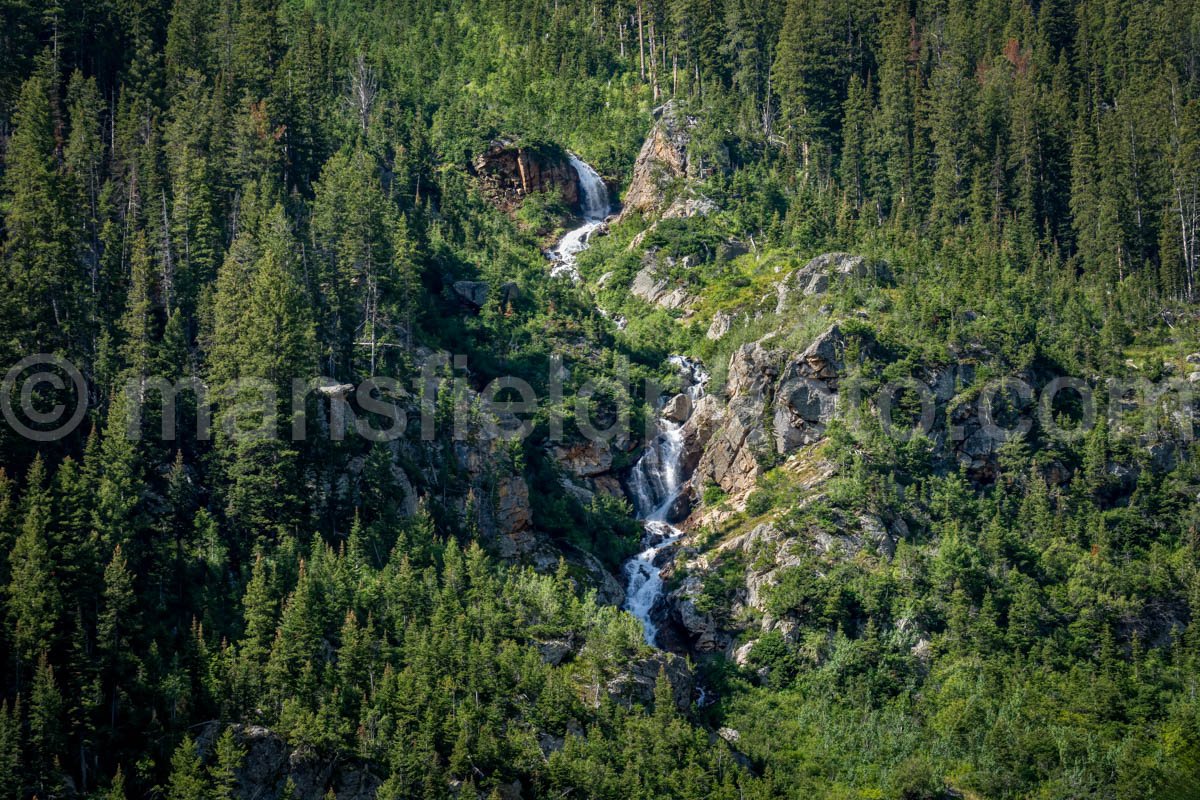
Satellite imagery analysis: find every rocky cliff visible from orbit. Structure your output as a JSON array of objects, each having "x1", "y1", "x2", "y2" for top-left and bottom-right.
[
  {"x1": 472, "y1": 138, "x2": 580, "y2": 213},
  {"x1": 618, "y1": 101, "x2": 725, "y2": 223}
]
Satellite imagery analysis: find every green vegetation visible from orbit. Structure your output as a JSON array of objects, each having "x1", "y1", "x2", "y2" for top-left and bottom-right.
[{"x1": 0, "y1": 0, "x2": 1198, "y2": 797}]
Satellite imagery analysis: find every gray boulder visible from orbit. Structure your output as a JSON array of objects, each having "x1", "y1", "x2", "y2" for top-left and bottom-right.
[
  {"x1": 775, "y1": 253, "x2": 889, "y2": 314},
  {"x1": 605, "y1": 651, "x2": 694, "y2": 712},
  {"x1": 452, "y1": 280, "x2": 489, "y2": 309}
]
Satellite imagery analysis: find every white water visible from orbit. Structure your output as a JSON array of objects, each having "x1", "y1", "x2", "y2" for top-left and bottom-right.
[
  {"x1": 549, "y1": 154, "x2": 612, "y2": 281},
  {"x1": 623, "y1": 356, "x2": 708, "y2": 645},
  {"x1": 541, "y1": 156, "x2": 707, "y2": 647}
]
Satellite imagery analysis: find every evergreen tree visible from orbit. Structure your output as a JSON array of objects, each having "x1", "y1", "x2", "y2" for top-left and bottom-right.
[
  {"x1": 772, "y1": 0, "x2": 848, "y2": 175},
  {"x1": 165, "y1": 736, "x2": 207, "y2": 800},
  {"x1": 28, "y1": 653, "x2": 65, "y2": 796},
  {"x1": 1, "y1": 62, "x2": 84, "y2": 358},
  {"x1": 210, "y1": 727, "x2": 245, "y2": 800},
  {"x1": 5, "y1": 457, "x2": 63, "y2": 666}
]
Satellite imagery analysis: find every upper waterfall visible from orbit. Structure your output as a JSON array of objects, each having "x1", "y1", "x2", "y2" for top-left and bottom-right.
[
  {"x1": 549, "y1": 155, "x2": 612, "y2": 280},
  {"x1": 570, "y1": 154, "x2": 610, "y2": 221}
]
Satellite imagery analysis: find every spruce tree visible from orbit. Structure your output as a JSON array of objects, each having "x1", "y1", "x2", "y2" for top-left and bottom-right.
[
  {"x1": 5, "y1": 457, "x2": 63, "y2": 666},
  {"x1": 1, "y1": 62, "x2": 83, "y2": 358}
]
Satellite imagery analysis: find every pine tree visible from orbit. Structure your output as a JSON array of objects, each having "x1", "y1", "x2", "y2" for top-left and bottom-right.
[
  {"x1": 1, "y1": 61, "x2": 83, "y2": 358},
  {"x1": 165, "y1": 736, "x2": 207, "y2": 800},
  {"x1": 119, "y1": 229, "x2": 160, "y2": 380},
  {"x1": 771, "y1": 0, "x2": 848, "y2": 176},
  {"x1": 722, "y1": 0, "x2": 773, "y2": 137},
  {"x1": 165, "y1": 70, "x2": 222, "y2": 318},
  {"x1": 92, "y1": 391, "x2": 144, "y2": 553},
  {"x1": 232, "y1": 0, "x2": 279, "y2": 99},
  {"x1": 211, "y1": 201, "x2": 316, "y2": 535},
  {"x1": 210, "y1": 727, "x2": 245, "y2": 800},
  {"x1": 6, "y1": 457, "x2": 63, "y2": 665},
  {"x1": 310, "y1": 147, "x2": 416, "y2": 377},
  {"x1": 99, "y1": 545, "x2": 135, "y2": 666},
  {"x1": 840, "y1": 74, "x2": 871, "y2": 211},
  {"x1": 165, "y1": 0, "x2": 214, "y2": 90},
  {"x1": 871, "y1": 4, "x2": 916, "y2": 221},
  {"x1": 106, "y1": 766, "x2": 128, "y2": 800},
  {"x1": 265, "y1": 559, "x2": 325, "y2": 702},
  {"x1": 0, "y1": 700, "x2": 20, "y2": 798},
  {"x1": 64, "y1": 70, "x2": 106, "y2": 322},
  {"x1": 29, "y1": 653, "x2": 65, "y2": 796},
  {"x1": 927, "y1": 40, "x2": 975, "y2": 233}
]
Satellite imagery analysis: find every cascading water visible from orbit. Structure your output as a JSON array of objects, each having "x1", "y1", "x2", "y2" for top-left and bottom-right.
[
  {"x1": 623, "y1": 356, "x2": 708, "y2": 645},
  {"x1": 542, "y1": 155, "x2": 706, "y2": 647},
  {"x1": 550, "y1": 155, "x2": 612, "y2": 281}
]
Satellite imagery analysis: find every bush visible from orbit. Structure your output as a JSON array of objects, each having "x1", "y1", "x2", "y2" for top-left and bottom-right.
[{"x1": 745, "y1": 489, "x2": 775, "y2": 516}]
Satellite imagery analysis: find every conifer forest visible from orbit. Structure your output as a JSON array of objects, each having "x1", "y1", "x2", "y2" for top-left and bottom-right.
[{"x1": 1, "y1": 0, "x2": 1200, "y2": 797}]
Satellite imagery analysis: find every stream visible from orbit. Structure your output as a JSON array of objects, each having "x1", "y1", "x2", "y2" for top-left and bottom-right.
[
  {"x1": 554, "y1": 154, "x2": 710, "y2": 642},
  {"x1": 623, "y1": 356, "x2": 708, "y2": 645},
  {"x1": 550, "y1": 157, "x2": 708, "y2": 647}
]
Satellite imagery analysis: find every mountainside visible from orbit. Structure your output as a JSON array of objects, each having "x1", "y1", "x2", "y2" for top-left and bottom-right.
[{"x1": 0, "y1": 1, "x2": 1199, "y2": 798}]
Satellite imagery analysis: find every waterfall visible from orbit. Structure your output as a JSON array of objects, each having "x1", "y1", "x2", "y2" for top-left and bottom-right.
[
  {"x1": 571, "y1": 154, "x2": 610, "y2": 221},
  {"x1": 542, "y1": 153, "x2": 706, "y2": 647},
  {"x1": 622, "y1": 356, "x2": 708, "y2": 645},
  {"x1": 550, "y1": 155, "x2": 612, "y2": 281}
]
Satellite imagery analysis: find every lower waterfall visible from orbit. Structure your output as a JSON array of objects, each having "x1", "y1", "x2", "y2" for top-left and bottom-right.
[{"x1": 623, "y1": 356, "x2": 708, "y2": 645}]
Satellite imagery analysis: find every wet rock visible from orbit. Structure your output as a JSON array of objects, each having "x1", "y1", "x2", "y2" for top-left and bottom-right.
[
  {"x1": 680, "y1": 395, "x2": 722, "y2": 474},
  {"x1": 665, "y1": 490, "x2": 693, "y2": 523}
]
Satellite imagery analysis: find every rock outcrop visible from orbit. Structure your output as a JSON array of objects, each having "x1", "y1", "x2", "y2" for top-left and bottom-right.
[
  {"x1": 605, "y1": 651, "x2": 694, "y2": 712},
  {"x1": 198, "y1": 724, "x2": 381, "y2": 800},
  {"x1": 630, "y1": 266, "x2": 696, "y2": 310},
  {"x1": 775, "y1": 252, "x2": 890, "y2": 314},
  {"x1": 619, "y1": 101, "x2": 725, "y2": 222},
  {"x1": 452, "y1": 279, "x2": 489, "y2": 309},
  {"x1": 707, "y1": 310, "x2": 735, "y2": 340},
  {"x1": 691, "y1": 342, "x2": 781, "y2": 496},
  {"x1": 473, "y1": 138, "x2": 579, "y2": 213}
]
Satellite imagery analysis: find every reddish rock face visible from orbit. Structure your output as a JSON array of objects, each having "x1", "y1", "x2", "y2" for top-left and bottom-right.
[{"x1": 473, "y1": 138, "x2": 580, "y2": 212}]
